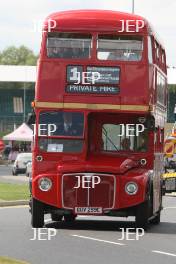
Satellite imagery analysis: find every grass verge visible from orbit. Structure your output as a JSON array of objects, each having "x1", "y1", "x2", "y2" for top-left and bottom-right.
[
  {"x1": 0, "y1": 183, "x2": 29, "y2": 201},
  {"x1": 0, "y1": 256, "x2": 29, "y2": 264}
]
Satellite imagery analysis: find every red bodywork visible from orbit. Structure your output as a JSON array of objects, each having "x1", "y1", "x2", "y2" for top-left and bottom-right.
[
  {"x1": 32, "y1": 10, "x2": 167, "y2": 217},
  {"x1": 0, "y1": 139, "x2": 5, "y2": 152}
]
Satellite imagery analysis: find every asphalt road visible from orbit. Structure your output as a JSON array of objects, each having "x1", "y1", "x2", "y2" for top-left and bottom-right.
[
  {"x1": 0, "y1": 196, "x2": 175, "y2": 264},
  {"x1": 0, "y1": 165, "x2": 28, "y2": 184},
  {"x1": 0, "y1": 164, "x2": 13, "y2": 176}
]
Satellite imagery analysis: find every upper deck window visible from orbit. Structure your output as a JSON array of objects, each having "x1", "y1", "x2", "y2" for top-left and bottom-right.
[
  {"x1": 97, "y1": 35, "x2": 143, "y2": 61},
  {"x1": 47, "y1": 33, "x2": 92, "y2": 59}
]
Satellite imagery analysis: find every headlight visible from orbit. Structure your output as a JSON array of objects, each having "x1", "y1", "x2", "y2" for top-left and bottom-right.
[
  {"x1": 140, "y1": 158, "x2": 147, "y2": 165},
  {"x1": 38, "y1": 177, "x2": 52, "y2": 191},
  {"x1": 125, "y1": 182, "x2": 138, "y2": 195}
]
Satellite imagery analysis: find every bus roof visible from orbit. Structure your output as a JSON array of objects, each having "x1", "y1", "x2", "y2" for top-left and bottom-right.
[{"x1": 43, "y1": 9, "x2": 150, "y2": 34}]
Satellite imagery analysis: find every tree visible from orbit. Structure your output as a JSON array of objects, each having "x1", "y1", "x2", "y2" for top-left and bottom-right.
[
  {"x1": 0, "y1": 46, "x2": 38, "y2": 91},
  {"x1": 0, "y1": 45, "x2": 38, "y2": 65}
]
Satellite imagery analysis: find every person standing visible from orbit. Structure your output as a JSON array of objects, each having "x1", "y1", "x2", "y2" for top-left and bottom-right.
[{"x1": 62, "y1": 112, "x2": 83, "y2": 136}]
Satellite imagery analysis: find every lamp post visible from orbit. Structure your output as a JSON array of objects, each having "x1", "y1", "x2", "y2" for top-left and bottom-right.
[
  {"x1": 23, "y1": 67, "x2": 28, "y2": 123},
  {"x1": 23, "y1": 82, "x2": 26, "y2": 123},
  {"x1": 132, "y1": 0, "x2": 135, "y2": 13}
]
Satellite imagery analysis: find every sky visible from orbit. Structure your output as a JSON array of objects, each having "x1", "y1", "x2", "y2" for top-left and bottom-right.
[{"x1": 0, "y1": 0, "x2": 176, "y2": 69}]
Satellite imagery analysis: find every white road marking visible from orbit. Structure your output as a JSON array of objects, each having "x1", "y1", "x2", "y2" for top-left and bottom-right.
[
  {"x1": 152, "y1": 250, "x2": 176, "y2": 257},
  {"x1": 77, "y1": 215, "x2": 91, "y2": 218},
  {"x1": 163, "y1": 207, "x2": 176, "y2": 210},
  {"x1": 0, "y1": 205, "x2": 28, "y2": 209},
  {"x1": 71, "y1": 234, "x2": 125, "y2": 246},
  {"x1": 45, "y1": 215, "x2": 89, "y2": 222},
  {"x1": 45, "y1": 218, "x2": 52, "y2": 223}
]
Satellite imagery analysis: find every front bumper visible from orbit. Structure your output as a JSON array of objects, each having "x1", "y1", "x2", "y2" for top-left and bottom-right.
[{"x1": 32, "y1": 170, "x2": 149, "y2": 213}]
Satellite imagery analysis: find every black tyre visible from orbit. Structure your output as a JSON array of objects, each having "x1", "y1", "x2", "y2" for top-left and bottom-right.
[
  {"x1": 64, "y1": 214, "x2": 76, "y2": 222},
  {"x1": 151, "y1": 186, "x2": 162, "y2": 225},
  {"x1": 150, "y1": 211, "x2": 160, "y2": 225},
  {"x1": 135, "y1": 200, "x2": 150, "y2": 230},
  {"x1": 51, "y1": 213, "x2": 63, "y2": 222},
  {"x1": 31, "y1": 198, "x2": 44, "y2": 228},
  {"x1": 12, "y1": 170, "x2": 17, "y2": 176},
  {"x1": 162, "y1": 189, "x2": 166, "y2": 196}
]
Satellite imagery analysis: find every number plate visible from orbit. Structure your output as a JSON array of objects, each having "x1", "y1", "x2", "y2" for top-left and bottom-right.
[
  {"x1": 75, "y1": 207, "x2": 102, "y2": 214},
  {"x1": 165, "y1": 178, "x2": 176, "y2": 191}
]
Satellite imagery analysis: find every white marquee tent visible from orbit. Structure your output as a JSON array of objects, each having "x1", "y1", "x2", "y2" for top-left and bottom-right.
[{"x1": 3, "y1": 123, "x2": 33, "y2": 142}]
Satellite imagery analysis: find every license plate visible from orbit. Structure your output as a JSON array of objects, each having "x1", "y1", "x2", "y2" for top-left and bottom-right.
[
  {"x1": 165, "y1": 178, "x2": 176, "y2": 191},
  {"x1": 75, "y1": 207, "x2": 102, "y2": 214}
]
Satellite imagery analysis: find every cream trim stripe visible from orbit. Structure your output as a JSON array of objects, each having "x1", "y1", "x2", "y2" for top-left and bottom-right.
[{"x1": 35, "y1": 101, "x2": 149, "y2": 111}]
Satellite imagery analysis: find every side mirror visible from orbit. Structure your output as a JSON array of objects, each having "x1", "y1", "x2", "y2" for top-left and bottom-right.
[
  {"x1": 145, "y1": 116, "x2": 155, "y2": 130},
  {"x1": 27, "y1": 112, "x2": 36, "y2": 125}
]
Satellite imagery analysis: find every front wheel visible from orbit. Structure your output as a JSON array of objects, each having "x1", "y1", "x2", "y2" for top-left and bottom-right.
[
  {"x1": 51, "y1": 213, "x2": 63, "y2": 222},
  {"x1": 12, "y1": 170, "x2": 17, "y2": 176},
  {"x1": 150, "y1": 211, "x2": 161, "y2": 225},
  {"x1": 135, "y1": 200, "x2": 150, "y2": 230},
  {"x1": 31, "y1": 198, "x2": 44, "y2": 228},
  {"x1": 64, "y1": 214, "x2": 76, "y2": 222}
]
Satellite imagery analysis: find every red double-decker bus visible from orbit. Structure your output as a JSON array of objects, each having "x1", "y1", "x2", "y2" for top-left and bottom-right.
[{"x1": 29, "y1": 10, "x2": 167, "y2": 229}]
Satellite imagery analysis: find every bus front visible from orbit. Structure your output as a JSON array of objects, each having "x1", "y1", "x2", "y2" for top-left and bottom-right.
[{"x1": 31, "y1": 10, "x2": 162, "y2": 229}]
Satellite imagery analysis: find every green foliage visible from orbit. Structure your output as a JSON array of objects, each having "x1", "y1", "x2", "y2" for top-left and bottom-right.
[
  {"x1": 0, "y1": 45, "x2": 38, "y2": 66},
  {"x1": 0, "y1": 131, "x2": 8, "y2": 138},
  {"x1": 167, "y1": 85, "x2": 176, "y2": 122},
  {"x1": 0, "y1": 81, "x2": 34, "y2": 90},
  {"x1": 168, "y1": 84, "x2": 176, "y2": 92}
]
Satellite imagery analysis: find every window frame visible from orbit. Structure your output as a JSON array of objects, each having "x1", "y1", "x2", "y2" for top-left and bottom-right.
[
  {"x1": 96, "y1": 34, "x2": 144, "y2": 62},
  {"x1": 37, "y1": 110, "x2": 85, "y2": 139},
  {"x1": 46, "y1": 32, "x2": 93, "y2": 60},
  {"x1": 101, "y1": 122, "x2": 148, "y2": 153}
]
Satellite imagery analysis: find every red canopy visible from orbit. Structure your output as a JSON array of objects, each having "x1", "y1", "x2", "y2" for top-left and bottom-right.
[{"x1": 0, "y1": 139, "x2": 5, "y2": 152}]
